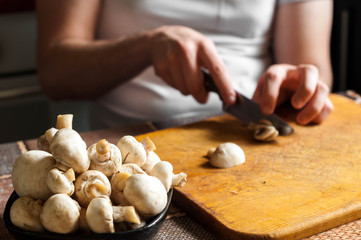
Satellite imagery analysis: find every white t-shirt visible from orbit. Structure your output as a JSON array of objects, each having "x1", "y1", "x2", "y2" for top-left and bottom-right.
[{"x1": 90, "y1": 0, "x2": 315, "y2": 129}]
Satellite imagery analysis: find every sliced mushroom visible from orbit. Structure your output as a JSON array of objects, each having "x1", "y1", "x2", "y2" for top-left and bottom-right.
[
  {"x1": 86, "y1": 196, "x2": 140, "y2": 233},
  {"x1": 248, "y1": 119, "x2": 279, "y2": 142},
  {"x1": 12, "y1": 150, "x2": 56, "y2": 201},
  {"x1": 88, "y1": 139, "x2": 122, "y2": 177},
  {"x1": 49, "y1": 128, "x2": 90, "y2": 174},
  {"x1": 46, "y1": 167, "x2": 75, "y2": 195},
  {"x1": 140, "y1": 137, "x2": 161, "y2": 173},
  {"x1": 208, "y1": 142, "x2": 245, "y2": 168},
  {"x1": 124, "y1": 174, "x2": 167, "y2": 218},
  {"x1": 149, "y1": 161, "x2": 187, "y2": 192},
  {"x1": 10, "y1": 197, "x2": 44, "y2": 232},
  {"x1": 117, "y1": 135, "x2": 147, "y2": 167},
  {"x1": 40, "y1": 194, "x2": 81, "y2": 234},
  {"x1": 74, "y1": 170, "x2": 111, "y2": 207}
]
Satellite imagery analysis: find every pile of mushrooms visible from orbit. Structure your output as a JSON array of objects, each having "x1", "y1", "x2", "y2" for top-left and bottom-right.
[{"x1": 10, "y1": 114, "x2": 187, "y2": 234}]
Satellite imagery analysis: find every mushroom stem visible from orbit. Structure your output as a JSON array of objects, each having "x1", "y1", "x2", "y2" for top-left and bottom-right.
[
  {"x1": 96, "y1": 139, "x2": 111, "y2": 161},
  {"x1": 113, "y1": 172, "x2": 131, "y2": 191},
  {"x1": 56, "y1": 114, "x2": 73, "y2": 129},
  {"x1": 172, "y1": 172, "x2": 187, "y2": 187},
  {"x1": 140, "y1": 137, "x2": 156, "y2": 152},
  {"x1": 85, "y1": 180, "x2": 110, "y2": 199},
  {"x1": 112, "y1": 206, "x2": 141, "y2": 224}
]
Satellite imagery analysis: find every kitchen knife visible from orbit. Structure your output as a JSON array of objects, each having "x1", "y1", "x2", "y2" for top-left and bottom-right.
[{"x1": 203, "y1": 71, "x2": 294, "y2": 136}]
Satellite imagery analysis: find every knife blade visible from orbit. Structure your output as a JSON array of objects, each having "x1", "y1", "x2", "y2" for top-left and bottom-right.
[{"x1": 203, "y1": 71, "x2": 294, "y2": 136}]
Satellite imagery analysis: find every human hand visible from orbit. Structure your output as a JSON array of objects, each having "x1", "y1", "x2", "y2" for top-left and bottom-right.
[
  {"x1": 149, "y1": 25, "x2": 235, "y2": 105},
  {"x1": 252, "y1": 64, "x2": 334, "y2": 125}
]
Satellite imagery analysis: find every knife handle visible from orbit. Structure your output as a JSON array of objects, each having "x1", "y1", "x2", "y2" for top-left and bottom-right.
[{"x1": 203, "y1": 70, "x2": 220, "y2": 95}]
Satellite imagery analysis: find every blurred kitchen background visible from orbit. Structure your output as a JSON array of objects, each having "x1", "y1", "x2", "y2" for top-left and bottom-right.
[{"x1": 0, "y1": 0, "x2": 360, "y2": 143}]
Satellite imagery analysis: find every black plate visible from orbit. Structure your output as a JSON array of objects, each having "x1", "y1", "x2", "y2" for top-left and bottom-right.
[{"x1": 3, "y1": 189, "x2": 173, "y2": 240}]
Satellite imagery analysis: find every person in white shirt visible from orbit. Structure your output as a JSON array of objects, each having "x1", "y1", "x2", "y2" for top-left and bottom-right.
[{"x1": 36, "y1": 0, "x2": 334, "y2": 129}]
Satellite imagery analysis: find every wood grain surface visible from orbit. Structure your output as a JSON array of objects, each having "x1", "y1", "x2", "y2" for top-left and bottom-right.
[{"x1": 135, "y1": 94, "x2": 361, "y2": 240}]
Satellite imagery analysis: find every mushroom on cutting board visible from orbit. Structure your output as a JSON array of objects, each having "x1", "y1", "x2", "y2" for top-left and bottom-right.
[
  {"x1": 124, "y1": 174, "x2": 167, "y2": 218},
  {"x1": 86, "y1": 196, "x2": 140, "y2": 233},
  {"x1": 149, "y1": 161, "x2": 187, "y2": 192},
  {"x1": 10, "y1": 197, "x2": 44, "y2": 232},
  {"x1": 49, "y1": 128, "x2": 90, "y2": 174},
  {"x1": 140, "y1": 137, "x2": 161, "y2": 173},
  {"x1": 117, "y1": 135, "x2": 147, "y2": 167},
  {"x1": 207, "y1": 142, "x2": 246, "y2": 168},
  {"x1": 12, "y1": 150, "x2": 56, "y2": 201},
  {"x1": 46, "y1": 167, "x2": 75, "y2": 195},
  {"x1": 88, "y1": 139, "x2": 122, "y2": 177},
  {"x1": 248, "y1": 119, "x2": 279, "y2": 142},
  {"x1": 40, "y1": 194, "x2": 81, "y2": 234},
  {"x1": 74, "y1": 170, "x2": 111, "y2": 207}
]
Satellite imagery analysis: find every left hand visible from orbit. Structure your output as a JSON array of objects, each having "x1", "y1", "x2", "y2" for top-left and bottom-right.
[{"x1": 252, "y1": 64, "x2": 334, "y2": 125}]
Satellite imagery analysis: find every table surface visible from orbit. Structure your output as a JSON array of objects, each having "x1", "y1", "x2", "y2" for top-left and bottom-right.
[{"x1": 1, "y1": 92, "x2": 361, "y2": 240}]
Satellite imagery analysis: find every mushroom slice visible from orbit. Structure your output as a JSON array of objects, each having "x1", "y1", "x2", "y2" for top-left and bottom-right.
[
  {"x1": 88, "y1": 139, "x2": 122, "y2": 177},
  {"x1": 12, "y1": 150, "x2": 56, "y2": 201},
  {"x1": 10, "y1": 197, "x2": 44, "y2": 232},
  {"x1": 140, "y1": 137, "x2": 161, "y2": 173},
  {"x1": 208, "y1": 142, "x2": 246, "y2": 168},
  {"x1": 40, "y1": 194, "x2": 81, "y2": 234},
  {"x1": 74, "y1": 170, "x2": 111, "y2": 207},
  {"x1": 117, "y1": 135, "x2": 147, "y2": 167},
  {"x1": 46, "y1": 167, "x2": 75, "y2": 195},
  {"x1": 248, "y1": 119, "x2": 279, "y2": 142},
  {"x1": 86, "y1": 196, "x2": 141, "y2": 233},
  {"x1": 49, "y1": 128, "x2": 90, "y2": 174},
  {"x1": 37, "y1": 127, "x2": 58, "y2": 152},
  {"x1": 149, "y1": 161, "x2": 187, "y2": 192},
  {"x1": 124, "y1": 174, "x2": 167, "y2": 218}
]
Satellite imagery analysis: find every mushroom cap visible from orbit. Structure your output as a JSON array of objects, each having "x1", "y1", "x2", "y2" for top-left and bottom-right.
[
  {"x1": 46, "y1": 168, "x2": 75, "y2": 195},
  {"x1": 12, "y1": 150, "x2": 56, "y2": 201},
  {"x1": 37, "y1": 127, "x2": 58, "y2": 152},
  {"x1": 142, "y1": 151, "x2": 161, "y2": 173},
  {"x1": 116, "y1": 135, "x2": 147, "y2": 167},
  {"x1": 124, "y1": 174, "x2": 167, "y2": 217},
  {"x1": 209, "y1": 142, "x2": 245, "y2": 168},
  {"x1": 40, "y1": 194, "x2": 81, "y2": 234},
  {"x1": 49, "y1": 128, "x2": 90, "y2": 174},
  {"x1": 86, "y1": 196, "x2": 114, "y2": 233},
  {"x1": 149, "y1": 161, "x2": 173, "y2": 192},
  {"x1": 74, "y1": 170, "x2": 111, "y2": 207},
  {"x1": 88, "y1": 142, "x2": 122, "y2": 176},
  {"x1": 10, "y1": 197, "x2": 44, "y2": 232}
]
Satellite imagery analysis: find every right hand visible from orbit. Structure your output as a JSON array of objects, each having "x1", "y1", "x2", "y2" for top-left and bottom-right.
[{"x1": 149, "y1": 25, "x2": 236, "y2": 105}]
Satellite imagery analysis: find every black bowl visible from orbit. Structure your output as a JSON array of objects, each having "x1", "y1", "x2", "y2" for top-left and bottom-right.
[{"x1": 3, "y1": 189, "x2": 172, "y2": 240}]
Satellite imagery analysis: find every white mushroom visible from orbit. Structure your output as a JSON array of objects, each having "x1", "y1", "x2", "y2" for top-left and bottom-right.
[
  {"x1": 46, "y1": 167, "x2": 75, "y2": 195},
  {"x1": 149, "y1": 161, "x2": 187, "y2": 192},
  {"x1": 10, "y1": 197, "x2": 44, "y2": 232},
  {"x1": 88, "y1": 139, "x2": 122, "y2": 177},
  {"x1": 86, "y1": 196, "x2": 141, "y2": 233},
  {"x1": 40, "y1": 194, "x2": 81, "y2": 234},
  {"x1": 124, "y1": 174, "x2": 167, "y2": 218},
  {"x1": 110, "y1": 163, "x2": 147, "y2": 205},
  {"x1": 37, "y1": 127, "x2": 58, "y2": 152},
  {"x1": 74, "y1": 170, "x2": 111, "y2": 207},
  {"x1": 49, "y1": 128, "x2": 90, "y2": 174},
  {"x1": 248, "y1": 119, "x2": 279, "y2": 142},
  {"x1": 140, "y1": 137, "x2": 161, "y2": 173},
  {"x1": 117, "y1": 135, "x2": 147, "y2": 167},
  {"x1": 207, "y1": 142, "x2": 246, "y2": 168},
  {"x1": 11, "y1": 150, "x2": 56, "y2": 201}
]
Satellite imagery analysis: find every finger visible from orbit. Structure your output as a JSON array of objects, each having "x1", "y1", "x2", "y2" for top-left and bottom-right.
[
  {"x1": 259, "y1": 66, "x2": 289, "y2": 114},
  {"x1": 296, "y1": 81, "x2": 329, "y2": 125},
  {"x1": 181, "y1": 44, "x2": 209, "y2": 103},
  {"x1": 312, "y1": 97, "x2": 334, "y2": 124},
  {"x1": 291, "y1": 64, "x2": 318, "y2": 109},
  {"x1": 252, "y1": 72, "x2": 266, "y2": 103},
  {"x1": 198, "y1": 40, "x2": 235, "y2": 105}
]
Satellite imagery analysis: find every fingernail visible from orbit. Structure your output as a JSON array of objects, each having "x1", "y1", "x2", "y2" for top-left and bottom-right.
[{"x1": 226, "y1": 93, "x2": 236, "y2": 105}]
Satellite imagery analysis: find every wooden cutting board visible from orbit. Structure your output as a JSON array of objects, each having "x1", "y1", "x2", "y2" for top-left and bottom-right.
[{"x1": 135, "y1": 94, "x2": 361, "y2": 240}]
